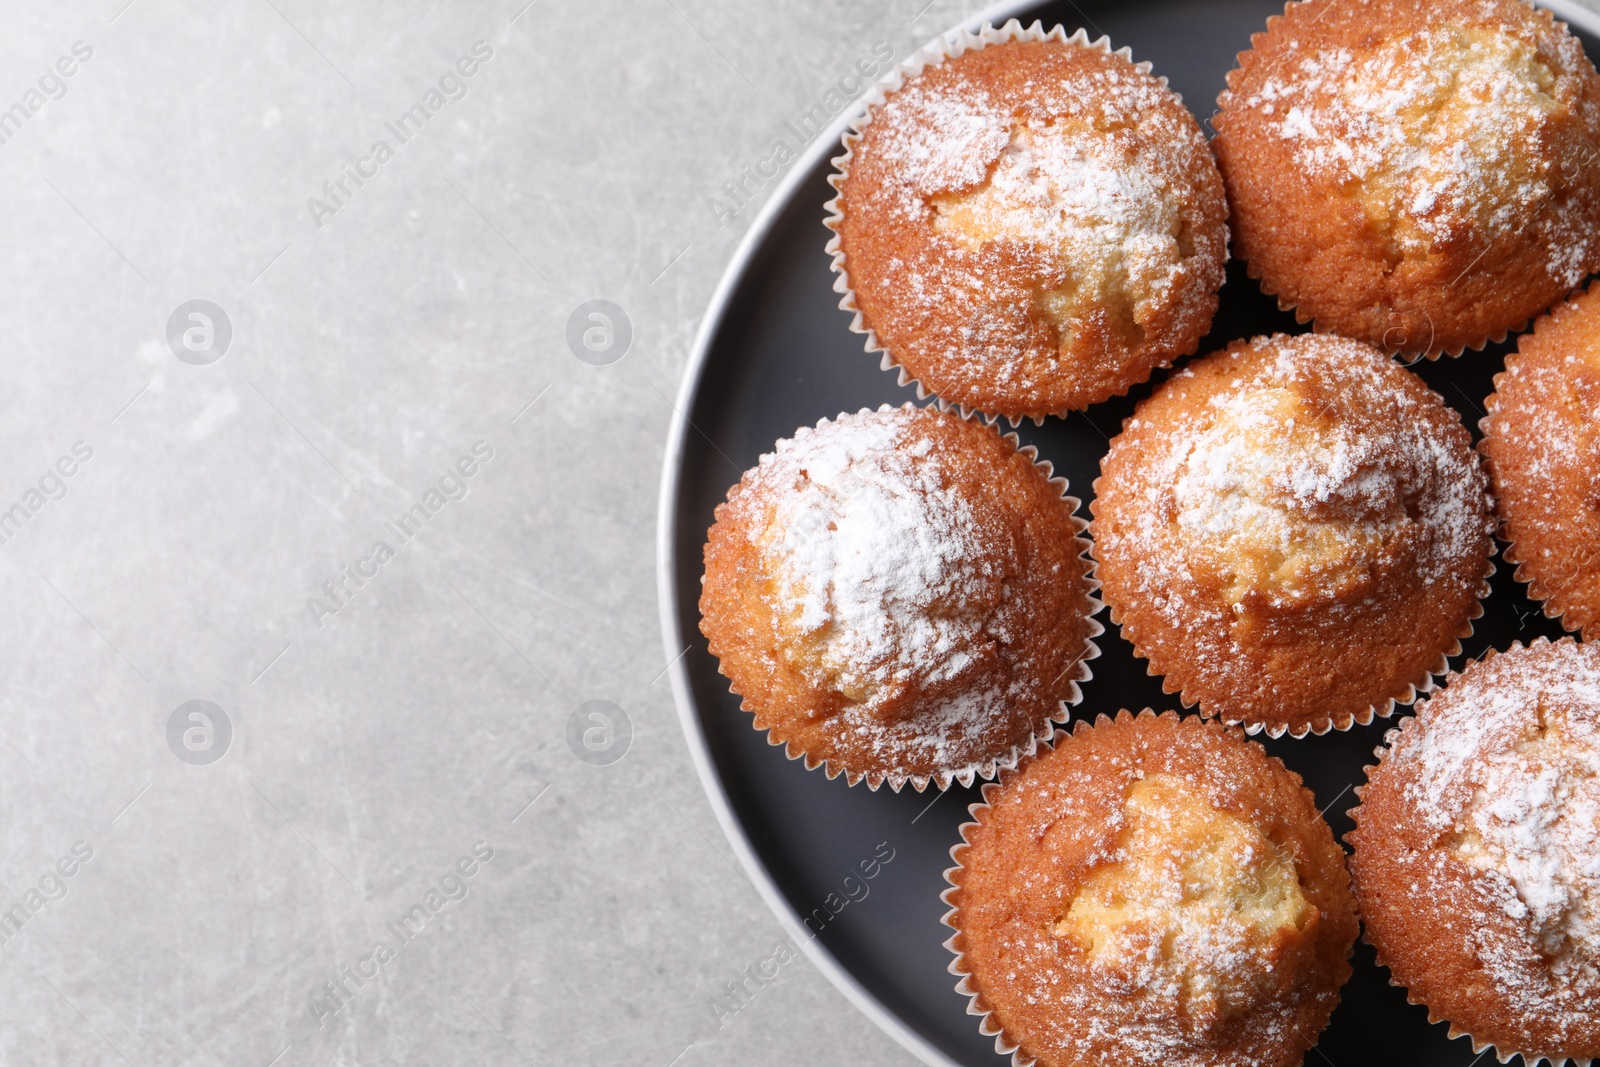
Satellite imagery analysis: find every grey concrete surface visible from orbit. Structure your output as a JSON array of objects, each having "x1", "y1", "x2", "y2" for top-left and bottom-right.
[
  {"x1": 0, "y1": 2, "x2": 988, "y2": 1065},
  {"x1": 2, "y1": 1, "x2": 1597, "y2": 1066}
]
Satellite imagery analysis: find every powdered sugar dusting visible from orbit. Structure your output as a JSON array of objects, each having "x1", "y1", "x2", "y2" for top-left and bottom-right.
[
  {"x1": 948, "y1": 715, "x2": 1355, "y2": 1065},
  {"x1": 933, "y1": 117, "x2": 1191, "y2": 340},
  {"x1": 1172, "y1": 383, "x2": 1418, "y2": 607},
  {"x1": 1092, "y1": 332, "x2": 1494, "y2": 735},
  {"x1": 738, "y1": 405, "x2": 1074, "y2": 783},
  {"x1": 1403, "y1": 641, "x2": 1600, "y2": 1003},
  {"x1": 761, "y1": 409, "x2": 1008, "y2": 713},
  {"x1": 1483, "y1": 293, "x2": 1600, "y2": 637},
  {"x1": 875, "y1": 79, "x2": 1011, "y2": 197},
  {"x1": 1240, "y1": 19, "x2": 1600, "y2": 287},
  {"x1": 1117, "y1": 334, "x2": 1486, "y2": 618},
  {"x1": 835, "y1": 34, "x2": 1229, "y2": 410},
  {"x1": 1058, "y1": 775, "x2": 1316, "y2": 1032}
]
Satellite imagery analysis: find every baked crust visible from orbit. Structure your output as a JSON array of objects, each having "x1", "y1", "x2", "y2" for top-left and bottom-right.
[
  {"x1": 1090, "y1": 333, "x2": 1494, "y2": 736},
  {"x1": 945, "y1": 710, "x2": 1357, "y2": 1067},
  {"x1": 698, "y1": 404, "x2": 1099, "y2": 791},
  {"x1": 1349, "y1": 639, "x2": 1600, "y2": 1064},
  {"x1": 830, "y1": 33, "x2": 1228, "y2": 419},
  {"x1": 1481, "y1": 281, "x2": 1600, "y2": 638},
  {"x1": 1213, "y1": 0, "x2": 1600, "y2": 357}
]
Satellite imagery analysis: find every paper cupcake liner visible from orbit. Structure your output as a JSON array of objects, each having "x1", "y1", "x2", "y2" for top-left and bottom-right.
[
  {"x1": 712, "y1": 401, "x2": 1104, "y2": 793},
  {"x1": 1479, "y1": 349, "x2": 1596, "y2": 640},
  {"x1": 1347, "y1": 638, "x2": 1596, "y2": 1067},
  {"x1": 934, "y1": 777, "x2": 1036, "y2": 1067},
  {"x1": 1219, "y1": 0, "x2": 1578, "y2": 362},
  {"x1": 823, "y1": 20, "x2": 1172, "y2": 427},
  {"x1": 939, "y1": 718, "x2": 1066, "y2": 1067},
  {"x1": 1085, "y1": 471, "x2": 1496, "y2": 741}
]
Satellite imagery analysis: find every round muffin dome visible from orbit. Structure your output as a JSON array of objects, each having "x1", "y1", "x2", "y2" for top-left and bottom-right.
[
  {"x1": 699, "y1": 403, "x2": 1100, "y2": 791},
  {"x1": 1482, "y1": 281, "x2": 1600, "y2": 638},
  {"x1": 827, "y1": 22, "x2": 1229, "y2": 420},
  {"x1": 945, "y1": 711, "x2": 1357, "y2": 1067},
  {"x1": 1350, "y1": 639, "x2": 1600, "y2": 1065},
  {"x1": 1090, "y1": 332, "x2": 1495, "y2": 737},
  {"x1": 1213, "y1": 0, "x2": 1600, "y2": 357}
]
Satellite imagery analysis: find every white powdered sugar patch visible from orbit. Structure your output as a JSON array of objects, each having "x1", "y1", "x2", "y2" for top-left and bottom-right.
[
  {"x1": 933, "y1": 118, "x2": 1189, "y2": 323},
  {"x1": 1122, "y1": 335, "x2": 1486, "y2": 623},
  {"x1": 1403, "y1": 641, "x2": 1600, "y2": 1012},
  {"x1": 1172, "y1": 388, "x2": 1412, "y2": 589},
  {"x1": 1241, "y1": 22, "x2": 1600, "y2": 285},
  {"x1": 756, "y1": 409, "x2": 1011, "y2": 720},
  {"x1": 873, "y1": 80, "x2": 1012, "y2": 199},
  {"x1": 840, "y1": 38, "x2": 1226, "y2": 391},
  {"x1": 1466, "y1": 743, "x2": 1600, "y2": 956}
]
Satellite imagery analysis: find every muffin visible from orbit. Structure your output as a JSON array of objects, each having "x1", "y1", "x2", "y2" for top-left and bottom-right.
[
  {"x1": 1213, "y1": 0, "x2": 1600, "y2": 358},
  {"x1": 944, "y1": 710, "x2": 1357, "y2": 1067},
  {"x1": 1349, "y1": 638, "x2": 1600, "y2": 1065},
  {"x1": 826, "y1": 21, "x2": 1229, "y2": 421},
  {"x1": 699, "y1": 403, "x2": 1100, "y2": 791},
  {"x1": 1481, "y1": 281, "x2": 1600, "y2": 638},
  {"x1": 1090, "y1": 332, "x2": 1494, "y2": 737}
]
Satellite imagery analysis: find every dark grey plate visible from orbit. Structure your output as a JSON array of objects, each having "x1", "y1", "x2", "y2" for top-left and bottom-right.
[{"x1": 657, "y1": 3, "x2": 1600, "y2": 1063}]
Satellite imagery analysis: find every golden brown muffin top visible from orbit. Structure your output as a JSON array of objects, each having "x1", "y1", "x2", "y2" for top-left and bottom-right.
[
  {"x1": 1481, "y1": 281, "x2": 1600, "y2": 638},
  {"x1": 1213, "y1": 0, "x2": 1600, "y2": 356},
  {"x1": 829, "y1": 30, "x2": 1228, "y2": 419},
  {"x1": 1350, "y1": 639, "x2": 1600, "y2": 1063},
  {"x1": 699, "y1": 404, "x2": 1098, "y2": 791},
  {"x1": 1091, "y1": 333, "x2": 1494, "y2": 736},
  {"x1": 946, "y1": 711, "x2": 1357, "y2": 1067}
]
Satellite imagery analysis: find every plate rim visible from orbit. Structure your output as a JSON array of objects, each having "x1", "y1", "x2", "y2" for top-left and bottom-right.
[
  {"x1": 654, "y1": 3, "x2": 1041, "y2": 1060},
  {"x1": 653, "y1": 2, "x2": 1600, "y2": 1064}
]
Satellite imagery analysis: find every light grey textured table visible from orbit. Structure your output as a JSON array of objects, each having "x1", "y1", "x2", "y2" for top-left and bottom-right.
[
  {"x1": 0, "y1": 2, "x2": 988, "y2": 1063},
  {"x1": 3, "y1": 2, "x2": 1597, "y2": 1065}
]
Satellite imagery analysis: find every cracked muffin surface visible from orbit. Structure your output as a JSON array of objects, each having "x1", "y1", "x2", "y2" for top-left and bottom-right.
[{"x1": 1213, "y1": 0, "x2": 1600, "y2": 357}]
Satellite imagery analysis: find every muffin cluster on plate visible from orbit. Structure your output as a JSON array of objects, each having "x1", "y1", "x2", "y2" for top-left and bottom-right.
[{"x1": 698, "y1": 7, "x2": 1600, "y2": 1066}]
